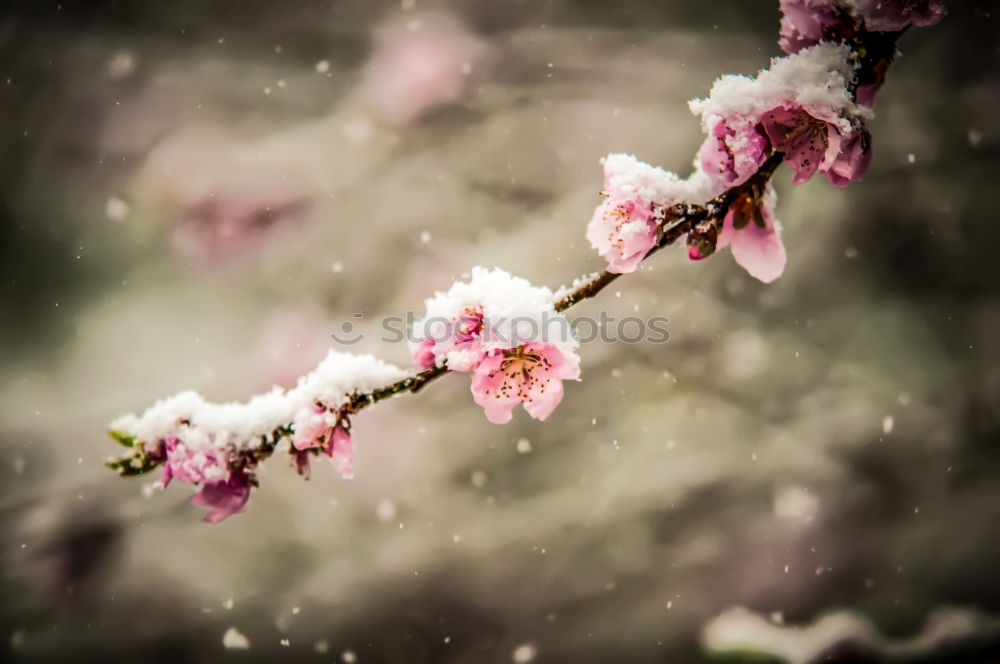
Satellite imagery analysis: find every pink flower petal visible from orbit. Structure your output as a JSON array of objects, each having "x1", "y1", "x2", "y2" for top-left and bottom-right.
[
  {"x1": 191, "y1": 475, "x2": 251, "y2": 524},
  {"x1": 330, "y1": 425, "x2": 354, "y2": 480}
]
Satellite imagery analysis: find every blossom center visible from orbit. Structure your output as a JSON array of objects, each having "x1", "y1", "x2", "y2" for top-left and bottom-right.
[{"x1": 489, "y1": 346, "x2": 554, "y2": 400}]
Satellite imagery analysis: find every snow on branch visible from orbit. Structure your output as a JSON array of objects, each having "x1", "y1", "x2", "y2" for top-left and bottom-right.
[{"x1": 105, "y1": 0, "x2": 945, "y2": 523}]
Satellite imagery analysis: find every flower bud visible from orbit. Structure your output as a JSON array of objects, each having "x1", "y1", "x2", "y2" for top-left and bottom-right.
[{"x1": 687, "y1": 222, "x2": 718, "y2": 261}]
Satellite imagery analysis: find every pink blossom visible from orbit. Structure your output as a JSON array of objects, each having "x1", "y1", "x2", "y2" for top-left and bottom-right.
[
  {"x1": 158, "y1": 436, "x2": 228, "y2": 488},
  {"x1": 759, "y1": 105, "x2": 870, "y2": 186},
  {"x1": 587, "y1": 163, "x2": 656, "y2": 274},
  {"x1": 191, "y1": 473, "x2": 252, "y2": 524},
  {"x1": 411, "y1": 338, "x2": 437, "y2": 370},
  {"x1": 292, "y1": 406, "x2": 354, "y2": 480},
  {"x1": 470, "y1": 342, "x2": 580, "y2": 424},
  {"x1": 586, "y1": 194, "x2": 657, "y2": 275},
  {"x1": 155, "y1": 435, "x2": 255, "y2": 523},
  {"x1": 778, "y1": 0, "x2": 943, "y2": 56},
  {"x1": 411, "y1": 310, "x2": 486, "y2": 371},
  {"x1": 778, "y1": 0, "x2": 858, "y2": 54},
  {"x1": 717, "y1": 188, "x2": 787, "y2": 284},
  {"x1": 697, "y1": 118, "x2": 770, "y2": 188},
  {"x1": 823, "y1": 129, "x2": 873, "y2": 187},
  {"x1": 586, "y1": 154, "x2": 691, "y2": 273},
  {"x1": 856, "y1": 0, "x2": 946, "y2": 32}
]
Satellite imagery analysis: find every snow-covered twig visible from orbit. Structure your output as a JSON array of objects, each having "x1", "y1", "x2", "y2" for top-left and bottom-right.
[{"x1": 105, "y1": 1, "x2": 945, "y2": 523}]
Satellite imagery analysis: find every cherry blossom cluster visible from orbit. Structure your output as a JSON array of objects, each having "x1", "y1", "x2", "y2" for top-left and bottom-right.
[
  {"x1": 779, "y1": 0, "x2": 945, "y2": 105},
  {"x1": 588, "y1": 43, "x2": 871, "y2": 283},
  {"x1": 585, "y1": 0, "x2": 944, "y2": 284},
  {"x1": 105, "y1": 0, "x2": 945, "y2": 523},
  {"x1": 108, "y1": 352, "x2": 407, "y2": 522},
  {"x1": 409, "y1": 267, "x2": 581, "y2": 423}
]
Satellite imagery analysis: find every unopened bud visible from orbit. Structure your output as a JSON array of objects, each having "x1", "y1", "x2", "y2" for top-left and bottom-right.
[{"x1": 687, "y1": 222, "x2": 718, "y2": 261}]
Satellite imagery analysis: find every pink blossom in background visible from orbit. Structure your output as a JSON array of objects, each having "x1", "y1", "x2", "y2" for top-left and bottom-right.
[
  {"x1": 292, "y1": 406, "x2": 354, "y2": 480},
  {"x1": 191, "y1": 473, "x2": 252, "y2": 524},
  {"x1": 471, "y1": 343, "x2": 581, "y2": 424},
  {"x1": 717, "y1": 187, "x2": 787, "y2": 284},
  {"x1": 252, "y1": 309, "x2": 331, "y2": 391},
  {"x1": 698, "y1": 118, "x2": 770, "y2": 188},
  {"x1": 856, "y1": 0, "x2": 946, "y2": 32},
  {"x1": 361, "y1": 12, "x2": 488, "y2": 127},
  {"x1": 170, "y1": 190, "x2": 311, "y2": 267}
]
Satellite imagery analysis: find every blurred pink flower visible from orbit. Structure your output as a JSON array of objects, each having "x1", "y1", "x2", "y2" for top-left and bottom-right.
[
  {"x1": 856, "y1": 0, "x2": 946, "y2": 31},
  {"x1": 159, "y1": 436, "x2": 228, "y2": 488},
  {"x1": 171, "y1": 191, "x2": 311, "y2": 267},
  {"x1": 779, "y1": 0, "x2": 944, "y2": 57},
  {"x1": 156, "y1": 435, "x2": 255, "y2": 523},
  {"x1": 292, "y1": 405, "x2": 354, "y2": 480},
  {"x1": 411, "y1": 338, "x2": 437, "y2": 370},
  {"x1": 191, "y1": 473, "x2": 252, "y2": 524},
  {"x1": 361, "y1": 12, "x2": 488, "y2": 126},
  {"x1": 471, "y1": 343, "x2": 580, "y2": 424},
  {"x1": 778, "y1": 0, "x2": 858, "y2": 54},
  {"x1": 252, "y1": 309, "x2": 331, "y2": 391}
]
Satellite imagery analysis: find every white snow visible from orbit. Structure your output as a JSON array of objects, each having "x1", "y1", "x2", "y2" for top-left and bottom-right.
[
  {"x1": 413, "y1": 266, "x2": 578, "y2": 360},
  {"x1": 601, "y1": 153, "x2": 692, "y2": 205},
  {"x1": 110, "y1": 351, "x2": 408, "y2": 449},
  {"x1": 689, "y1": 43, "x2": 867, "y2": 136}
]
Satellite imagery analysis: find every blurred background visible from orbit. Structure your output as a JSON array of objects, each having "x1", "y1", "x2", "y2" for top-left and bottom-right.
[{"x1": 1, "y1": 0, "x2": 998, "y2": 662}]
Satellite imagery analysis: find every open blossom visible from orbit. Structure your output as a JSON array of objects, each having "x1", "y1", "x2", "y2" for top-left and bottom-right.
[
  {"x1": 821, "y1": 127, "x2": 873, "y2": 187},
  {"x1": 291, "y1": 404, "x2": 354, "y2": 480},
  {"x1": 409, "y1": 267, "x2": 581, "y2": 422},
  {"x1": 759, "y1": 105, "x2": 870, "y2": 186},
  {"x1": 697, "y1": 118, "x2": 769, "y2": 188},
  {"x1": 717, "y1": 185, "x2": 787, "y2": 284},
  {"x1": 471, "y1": 342, "x2": 581, "y2": 424},
  {"x1": 411, "y1": 267, "x2": 565, "y2": 371},
  {"x1": 691, "y1": 44, "x2": 872, "y2": 189},
  {"x1": 587, "y1": 154, "x2": 691, "y2": 273},
  {"x1": 155, "y1": 433, "x2": 255, "y2": 524}
]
